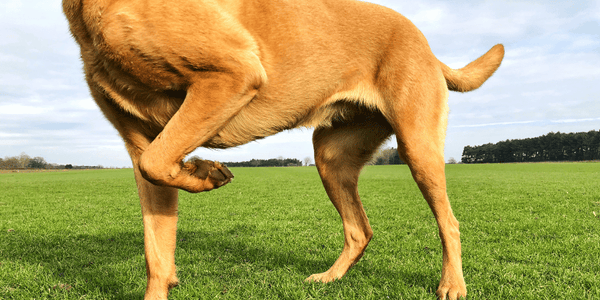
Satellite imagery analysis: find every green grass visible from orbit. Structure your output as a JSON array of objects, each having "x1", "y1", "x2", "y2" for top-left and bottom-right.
[{"x1": 1, "y1": 163, "x2": 599, "y2": 299}]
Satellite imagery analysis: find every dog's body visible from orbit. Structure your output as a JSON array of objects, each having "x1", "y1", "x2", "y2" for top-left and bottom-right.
[{"x1": 63, "y1": 0, "x2": 504, "y2": 299}]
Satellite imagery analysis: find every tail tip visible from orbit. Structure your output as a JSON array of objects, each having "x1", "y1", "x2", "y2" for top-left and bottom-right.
[{"x1": 490, "y1": 44, "x2": 505, "y2": 61}]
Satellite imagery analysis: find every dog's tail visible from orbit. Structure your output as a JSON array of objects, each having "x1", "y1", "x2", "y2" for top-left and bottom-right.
[{"x1": 440, "y1": 44, "x2": 505, "y2": 92}]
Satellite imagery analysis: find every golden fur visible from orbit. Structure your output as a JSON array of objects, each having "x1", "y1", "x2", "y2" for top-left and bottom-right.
[{"x1": 63, "y1": 0, "x2": 504, "y2": 299}]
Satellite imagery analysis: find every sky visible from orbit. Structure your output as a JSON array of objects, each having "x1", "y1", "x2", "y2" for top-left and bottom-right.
[{"x1": 1, "y1": 0, "x2": 599, "y2": 168}]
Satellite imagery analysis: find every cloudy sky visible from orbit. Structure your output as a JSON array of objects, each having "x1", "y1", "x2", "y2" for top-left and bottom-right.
[{"x1": 1, "y1": 0, "x2": 598, "y2": 168}]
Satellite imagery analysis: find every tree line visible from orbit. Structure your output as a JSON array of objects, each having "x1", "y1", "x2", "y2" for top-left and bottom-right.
[
  {"x1": 222, "y1": 157, "x2": 303, "y2": 167},
  {"x1": 0, "y1": 152, "x2": 104, "y2": 170},
  {"x1": 185, "y1": 156, "x2": 305, "y2": 167},
  {"x1": 189, "y1": 148, "x2": 406, "y2": 169},
  {"x1": 370, "y1": 147, "x2": 405, "y2": 165},
  {"x1": 218, "y1": 147, "x2": 406, "y2": 167},
  {"x1": 462, "y1": 130, "x2": 600, "y2": 163}
]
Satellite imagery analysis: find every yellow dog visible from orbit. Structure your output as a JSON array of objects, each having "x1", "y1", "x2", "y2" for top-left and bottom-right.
[{"x1": 63, "y1": 0, "x2": 503, "y2": 299}]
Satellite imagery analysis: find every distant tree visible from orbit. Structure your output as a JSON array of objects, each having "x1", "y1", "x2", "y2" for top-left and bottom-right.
[
  {"x1": 223, "y1": 157, "x2": 302, "y2": 167},
  {"x1": 65, "y1": 164, "x2": 73, "y2": 169},
  {"x1": 27, "y1": 157, "x2": 47, "y2": 169},
  {"x1": 447, "y1": 157, "x2": 457, "y2": 164},
  {"x1": 373, "y1": 148, "x2": 390, "y2": 165},
  {"x1": 371, "y1": 147, "x2": 404, "y2": 165},
  {"x1": 251, "y1": 159, "x2": 261, "y2": 167},
  {"x1": 17, "y1": 152, "x2": 31, "y2": 169},
  {"x1": 303, "y1": 156, "x2": 313, "y2": 166},
  {"x1": 1, "y1": 156, "x2": 19, "y2": 169}
]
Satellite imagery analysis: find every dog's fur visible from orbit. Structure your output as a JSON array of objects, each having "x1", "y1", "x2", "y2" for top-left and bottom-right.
[{"x1": 63, "y1": 0, "x2": 504, "y2": 299}]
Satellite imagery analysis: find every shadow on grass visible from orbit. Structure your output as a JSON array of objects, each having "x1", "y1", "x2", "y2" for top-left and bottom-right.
[
  {"x1": 177, "y1": 224, "x2": 337, "y2": 275},
  {"x1": 175, "y1": 224, "x2": 440, "y2": 294},
  {"x1": 3, "y1": 225, "x2": 439, "y2": 298},
  {"x1": 2, "y1": 230, "x2": 147, "y2": 299}
]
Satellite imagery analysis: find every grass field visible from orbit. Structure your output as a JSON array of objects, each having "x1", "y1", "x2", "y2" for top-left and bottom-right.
[{"x1": 1, "y1": 163, "x2": 599, "y2": 299}]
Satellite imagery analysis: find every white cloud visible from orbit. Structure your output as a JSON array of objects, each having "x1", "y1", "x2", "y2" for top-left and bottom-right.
[
  {"x1": 410, "y1": 7, "x2": 445, "y2": 27},
  {"x1": 67, "y1": 98, "x2": 99, "y2": 111},
  {"x1": 0, "y1": 52, "x2": 24, "y2": 62},
  {"x1": 569, "y1": 36, "x2": 600, "y2": 50},
  {"x1": 0, "y1": 132, "x2": 29, "y2": 138},
  {"x1": 452, "y1": 120, "x2": 538, "y2": 129},
  {"x1": 451, "y1": 117, "x2": 600, "y2": 129},
  {"x1": 0, "y1": 103, "x2": 51, "y2": 115},
  {"x1": 551, "y1": 117, "x2": 600, "y2": 124}
]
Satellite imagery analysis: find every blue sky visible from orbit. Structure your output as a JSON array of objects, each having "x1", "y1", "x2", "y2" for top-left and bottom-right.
[{"x1": 1, "y1": 0, "x2": 598, "y2": 167}]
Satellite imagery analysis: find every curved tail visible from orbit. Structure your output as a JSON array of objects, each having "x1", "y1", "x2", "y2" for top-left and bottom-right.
[{"x1": 441, "y1": 44, "x2": 505, "y2": 92}]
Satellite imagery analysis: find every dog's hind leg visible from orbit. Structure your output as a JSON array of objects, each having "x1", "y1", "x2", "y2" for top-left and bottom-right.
[
  {"x1": 396, "y1": 130, "x2": 466, "y2": 300},
  {"x1": 386, "y1": 72, "x2": 467, "y2": 299},
  {"x1": 307, "y1": 112, "x2": 393, "y2": 283}
]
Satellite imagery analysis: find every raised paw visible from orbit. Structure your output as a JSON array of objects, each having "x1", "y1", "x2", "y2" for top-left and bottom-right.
[{"x1": 184, "y1": 158, "x2": 234, "y2": 192}]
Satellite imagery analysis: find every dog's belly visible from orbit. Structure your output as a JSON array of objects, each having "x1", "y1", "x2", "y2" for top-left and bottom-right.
[{"x1": 203, "y1": 82, "x2": 384, "y2": 149}]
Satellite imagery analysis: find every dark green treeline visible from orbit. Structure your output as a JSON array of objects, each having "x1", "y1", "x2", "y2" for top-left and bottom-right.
[{"x1": 462, "y1": 130, "x2": 600, "y2": 163}]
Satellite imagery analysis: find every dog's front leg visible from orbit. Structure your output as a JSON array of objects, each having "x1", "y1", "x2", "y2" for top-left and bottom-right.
[
  {"x1": 133, "y1": 165, "x2": 180, "y2": 300},
  {"x1": 87, "y1": 85, "x2": 182, "y2": 299}
]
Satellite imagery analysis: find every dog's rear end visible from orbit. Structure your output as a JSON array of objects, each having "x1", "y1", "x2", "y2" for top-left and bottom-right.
[{"x1": 63, "y1": 0, "x2": 503, "y2": 299}]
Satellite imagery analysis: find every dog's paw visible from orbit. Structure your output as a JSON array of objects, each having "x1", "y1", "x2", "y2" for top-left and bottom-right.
[
  {"x1": 436, "y1": 282, "x2": 467, "y2": 300},
  {"x1": 168, "y1": 274, "x2": 179, "y2": 289},
  {"x1": 304, "y1": 272, "x2": 339, "y2": 283},
  {"x1": 183, "y1": 158, "x2": 234, "y2": 192}
]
